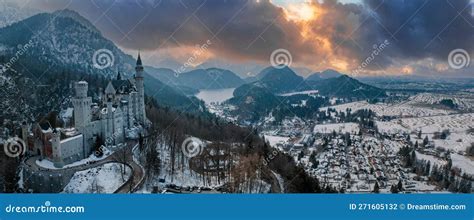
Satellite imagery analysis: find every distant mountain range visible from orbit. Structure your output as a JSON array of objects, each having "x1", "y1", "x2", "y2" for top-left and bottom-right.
[
  {"x1": 228, "y1": 66, "x2": 386, "y2": 122},
  {"x1": 233, "y1": 65, "x2": 385, "y2": 99},
  {"x1": 306, "y1": 75, "x2": 386, "y2": 99},
  {"x1": 147, "y1": 67, "x2": 245, "y2": 90}
]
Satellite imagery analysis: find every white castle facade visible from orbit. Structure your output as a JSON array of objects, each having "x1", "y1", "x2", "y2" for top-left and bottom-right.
[{"x1": 29, "y1": 54, "x2": 147, "y2": 168}]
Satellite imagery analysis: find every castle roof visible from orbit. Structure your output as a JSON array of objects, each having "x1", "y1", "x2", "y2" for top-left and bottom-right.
[
  {"x1": 38, "y1": 121, "x2": 52, "y2": 133},
  {"x1": 111, "y1": 79, "x2": 135, "y2": 94},
  {"x1": 105, "y1": 81, "x2": 116, "y2": 94},
  {"x1": 136, "y1": 52, "x2": 142, "y2": 66}
]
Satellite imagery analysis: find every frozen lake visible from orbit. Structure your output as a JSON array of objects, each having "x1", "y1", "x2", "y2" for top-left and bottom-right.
[{"x1": 195, "y1": 88, "x2": 235, "y2": 104}]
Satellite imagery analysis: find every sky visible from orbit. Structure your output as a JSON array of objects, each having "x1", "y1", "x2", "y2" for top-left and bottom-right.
[{"x1": 4, "y1": 0, "x2": 474, "y2": 77}]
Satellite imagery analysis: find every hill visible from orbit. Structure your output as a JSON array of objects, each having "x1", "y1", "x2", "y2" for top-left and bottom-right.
[{"x1": 306, "y1": 69, "x2": 343, "y2": 82}]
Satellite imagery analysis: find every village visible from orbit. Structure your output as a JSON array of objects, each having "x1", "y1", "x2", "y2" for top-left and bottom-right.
[{"x1": 251, "y1": 95, "x2": 474, "y2": 193}]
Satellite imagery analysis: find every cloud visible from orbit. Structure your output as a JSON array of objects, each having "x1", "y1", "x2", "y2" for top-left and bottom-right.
[
  {"x1": 356, "y1": 0, "x2": 474, "y2": 71},
  {"x1": 4, "y1": 0, "x2": 474, "y2": 76}
]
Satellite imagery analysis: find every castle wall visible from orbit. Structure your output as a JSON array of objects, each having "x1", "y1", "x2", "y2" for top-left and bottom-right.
[
  {"x1": 22, "y1": 165, "x2": 75, "y2": 193},
  {"x1": 59, "y1": 134, "x2": 84, "y2": 165}
]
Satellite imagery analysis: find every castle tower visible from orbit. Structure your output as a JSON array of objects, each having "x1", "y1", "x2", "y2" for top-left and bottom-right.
[
  {"x1": 105, "y1": 81, "x2": 115, "y2": 144},
  {"x1": 51, "y1": 129, "x2": 63, "y2": 168},
  {"x1": 72, "y1": 81, "x2": 92, "y2": 131},
  {"x1": 135, "y1": 52, "x2": 146, "y2": 124}
]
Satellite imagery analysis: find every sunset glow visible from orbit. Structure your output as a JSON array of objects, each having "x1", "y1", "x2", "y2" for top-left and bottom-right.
[{"x1": 284, "y1": 3, "x2": 317, "y2": 22}]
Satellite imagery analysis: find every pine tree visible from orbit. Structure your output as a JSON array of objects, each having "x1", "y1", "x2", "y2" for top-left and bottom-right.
[
  {"x1": 390, "y1": 185, "x2": 399, "y2": 193},
  {"x1": 423, "y1": 135, "x2": 429, "y2": 146},
  {"x1": 373, "y1": 182, "x2": 380, "y2": 193},
  {"x1": 297, "y1": 151, "x2": 304, "y2": 161},
  {"x1": 397, "y1": 180, "x2": 403, "y2": 192},
  {"x1": 411, "y1": 150, "x2": 417, "y2": 167},
  {"x1": 425, "y1": 161, "x2": 431, "y2": 176}
]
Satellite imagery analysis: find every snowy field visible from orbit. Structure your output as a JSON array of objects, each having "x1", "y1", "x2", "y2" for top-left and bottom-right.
[
  {"x1": 377, "y1": 113, "x2": 473, "y2": 176},
  {"x1": 377, "y1": 113, "x2": 474, "y2": 153},
  {"x1": 264, "y1": 135, "x2": 290, "y2": 148},
  {"x1": 415, "y1": 151, "x2": 473, "y2": 176},
  {"x1": 406, "y1": 93, "x2": 474, "y2": 111},
  {"x1": 451, "y1": 154, "x2": 474, "y2": 176},
  {"x1": 376, "y1": 113, "x2": 474, "y2": 134},
  {"x1": 156, "y1": 140, "x2": 225, "y2": 189},
  {"x1": 313, "y1": 122, "x2": 360, "y2": 134},
  {"x1": 321, "y1": 101, "x2": 454, "y2": 117},
  {"x1": 62, "y1": 163, "x2": 131, "y2": 193},
  {"x1": 397, "y1": 113, "x2": 473, "y2": 133}
]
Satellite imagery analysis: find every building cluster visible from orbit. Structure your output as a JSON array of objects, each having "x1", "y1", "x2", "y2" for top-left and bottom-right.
[{"x1": 297, "y1": 134, "x2": 411, "y2": 192}]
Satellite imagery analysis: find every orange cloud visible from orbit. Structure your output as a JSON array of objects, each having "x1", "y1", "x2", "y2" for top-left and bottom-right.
[{"x1": 273, "y1": 1, "x2": 359, "y2": 73}]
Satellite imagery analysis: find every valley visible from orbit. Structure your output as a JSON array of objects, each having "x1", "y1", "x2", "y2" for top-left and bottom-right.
[{"x1": 203, "y1": 83, "x2": 474, "y2": 193}]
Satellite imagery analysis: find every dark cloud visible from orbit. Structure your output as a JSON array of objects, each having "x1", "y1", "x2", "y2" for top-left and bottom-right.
[
  {"x1": 356, "y1": 0, "x2": 474, "y2": 70},
  {"x1": 8, "y1": 0, "x2": 474, "y2": 75}
]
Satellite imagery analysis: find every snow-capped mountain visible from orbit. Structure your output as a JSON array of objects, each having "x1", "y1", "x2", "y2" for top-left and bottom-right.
[{"x1": 0, "y1": 9, "x2": 136, "y2": 78}]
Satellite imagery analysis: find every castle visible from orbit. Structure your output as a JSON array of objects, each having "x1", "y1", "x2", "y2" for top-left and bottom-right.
[{"x1": 28, "y1": 54, "x2": 147, "y2": 168}]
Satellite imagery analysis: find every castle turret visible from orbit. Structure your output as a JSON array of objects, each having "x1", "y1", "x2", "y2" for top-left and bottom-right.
[
  {"x1": 134, "y1": 52, "x2": 146, "y2": 124},
  {"x1": 72, "y1": 81, "x2": 92, "y2": 130},
  {"x1": 51, "y1": 129, "x2": 63, "y2": 168}
]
